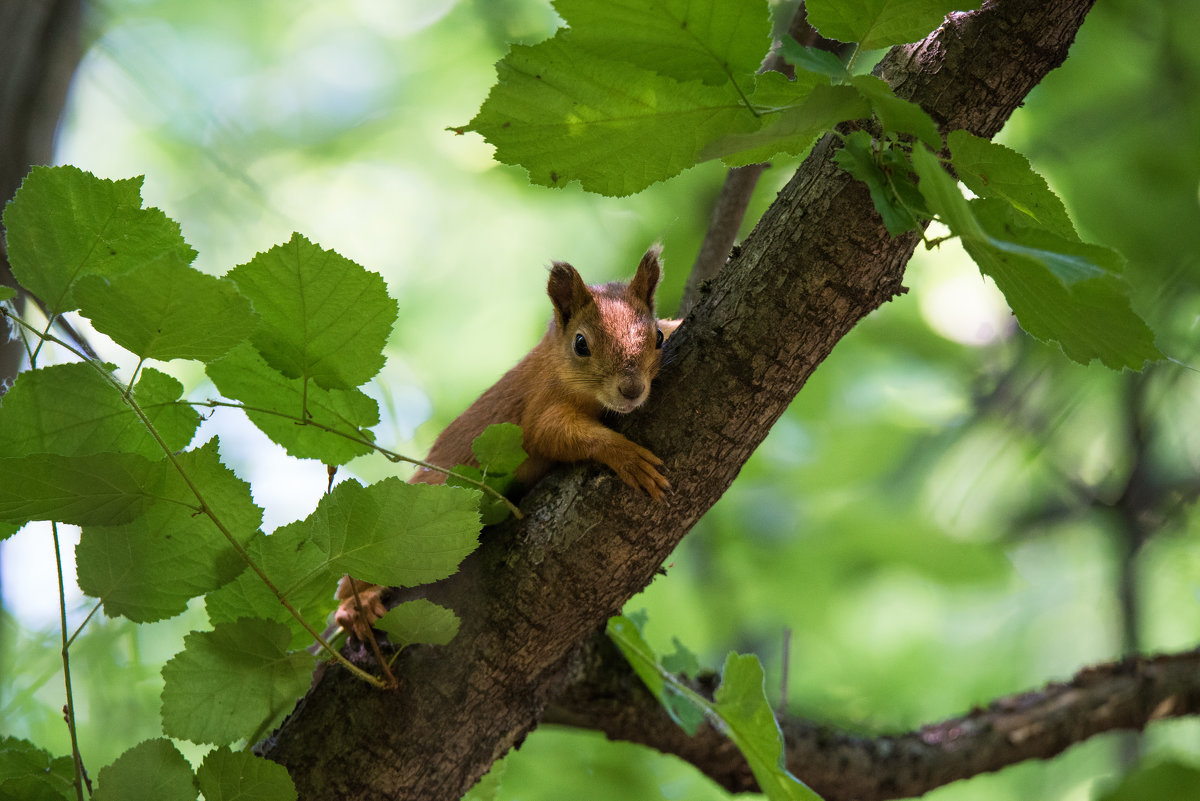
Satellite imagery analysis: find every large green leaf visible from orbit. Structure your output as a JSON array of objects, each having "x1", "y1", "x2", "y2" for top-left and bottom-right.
[
  {"x1": 947, "y1": 129, "x2": 1076, "y2": 239},
  {"x1": 2, "y1": 166, "x2": 196, "y2": 315},
  {"x1": 206, "y1": 342, "x2": 379, "y2": 465},
  {"x1": 0, "y1": 451, "x2": 162, "y2": 527},
  {"x1": 92, "y1": 739, "x2": 197, "y2": 801},
  {"x1": 0, "y1": 364, "x2": 197, "y2": 460},
  {"x1": 207, "y1": 478, "x2": 481, "y2": 648},
  {"x1": 460, "y1": 36, "x2": 758, "y2": 196},
  {"x1": 556, "y1": 0, "x2": 771, "y2": 86},
  {"x1": 74, "y1": 261, "x2": 256, "y2": 363},
  {"x1": 76, "y1": 438, "x2": 263, "y2": 622},
  {"x1": 160, "y1": 619, "x2": 314, "y2": 745},
  {"x1": 226, "y1": 233, "x2": 396, "y2": 391},
  {"x1": 318, "y1": 478, "x2": 481, "y2": 587},
  {"x1": 196, "y1": 747, "x2": 297, "y2": 801},
  {"x1": 911, "y1": 145, "x2": 1161, "y2": 369},
  {"x1": 807, "y1": 0, "x2": 981, "y2": 50}
]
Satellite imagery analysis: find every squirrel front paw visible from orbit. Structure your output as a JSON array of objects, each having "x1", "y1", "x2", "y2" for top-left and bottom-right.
[
  {"x1": 607, "y1": 439, "x2": 670, "y2": 501},
  {"x1": 334, "y1": 580, "x2": 387, "y2": 641}
]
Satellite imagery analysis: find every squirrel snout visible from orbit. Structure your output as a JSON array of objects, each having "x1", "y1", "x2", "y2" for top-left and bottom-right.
[{"x1": 617, "y1": 377, "x2": 646, "y2": 402}]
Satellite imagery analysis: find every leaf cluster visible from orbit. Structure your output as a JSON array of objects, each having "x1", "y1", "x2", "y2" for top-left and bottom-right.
[
  {"x1": 0, "y1": 165, "x2": 507, "y2": 796},
  {"x1": 460, "y1": 0, "x2": 1160, "y2": 371}
]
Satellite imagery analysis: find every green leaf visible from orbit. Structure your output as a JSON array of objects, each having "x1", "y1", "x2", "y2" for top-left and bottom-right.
[
  {"x1": 661, "y1": 637, "x2": 700, "y2": 677},
  {"x1": 2, "y1": 166, "x2": 196, "y2": 315},
  {"x1": 74, "y1": 262, "x2": 256, "y2": 363},
  {"x1": 807, "y1": 0, "x2": 981, "y2": 50},
  {"x1": 708, "y1": 83, "x2": 869, "y2": 166},
  {"x1": 779, "y1": 37, "x2": 848, "y2": 82},
  {"x1": 0, "y1": 364, "x2": 197, "y2": 460},
  {"x1": 713, "y1": 652, "x2": 817, "y2": 801},
  {"x1": 76, "y1": 438, "x2": 262, "y2": 622},
  {"x1": 134, "y1": 367, "x2": 202, "y2": 453},
  {"x1": 0, "y1": 451, "x2": 161, "y2": 526},
  {"x1": 320, "y1": 478, "x2": 481, "y2": 587},
  {"x1": 92, "y1": 739, "x2": 197, "y2": 801},
  {"x1": 196, "y1": 747, "x2": 298, "y2": 801},
  {"x1": 0, "y1": 737, "x2": 75, "y2": 801},
  {"x1": 161, "y1": 619, "x2": 314, "y2": 745},
  {"x1": 1097, "y1": 760, "x2": 1200, "y2": 801},
  {"x1": 471, "y1": 423, "x2": 528, "y2": 475},
  {"x1": 607, "y1": 615, "x2": 705, "y2": 736},
  {"x1": 947, "y1": 129, "x2": 1076, "y2": 239},
  {"x1": 0, "y1": 286, "x2": 14, "y2": 302},
  {"x1": 375, "y1": 599, "x2": 461, "y2": 648},
  {"x1": 205, "y1": 520, "x2": 337, "y2": 651},
  {"x1": 460, "y1": 35, "x2": 758, "y2": 196},
  {"x1": 607, "y1": 616, "x2": 820, "y2": 801},
  {"x1": 206, "y1": 342, "x2": 379, "y2": 465},
  {"x1": 911, "y1": 145, "x2": 1161, "y2": 369},
  {"x1": 556, "y1": 0, "x2": 771, "y2": 86},
  {"x1": 207, "y1": 479, "x2": 481, "y2": 647},
  {"x1": 226, "y1": 233, "x2": 397, "y2": 390},
  {"x1": 849, "y1": 75, "x2": 941, "y2": 149},
  {"x1": 833, "y1": 130, "x2": 924, "y2": 235}
]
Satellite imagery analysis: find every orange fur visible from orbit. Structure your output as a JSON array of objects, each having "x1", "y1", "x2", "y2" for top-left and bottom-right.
[{"x1": 336, "y1": 247, "x2": 677, "y2": 639}]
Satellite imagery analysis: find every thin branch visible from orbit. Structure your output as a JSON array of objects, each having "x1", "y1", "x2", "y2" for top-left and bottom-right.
[{"x1": 546, "y1": 633, "x2": 1200, "y2": 801}]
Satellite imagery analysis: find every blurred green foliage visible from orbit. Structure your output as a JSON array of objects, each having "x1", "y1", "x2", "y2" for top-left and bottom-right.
[{"x1": 2, "y1": 0, "x2": 1198, "y2": 799}]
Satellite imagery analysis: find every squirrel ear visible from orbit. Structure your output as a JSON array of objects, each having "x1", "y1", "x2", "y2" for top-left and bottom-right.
[
  {"x1": 628, "y1": 244, "x2": 662, "y2": 310},
  {"x1": 547, "y1": 262, "x2": 593, "y2": 327}
]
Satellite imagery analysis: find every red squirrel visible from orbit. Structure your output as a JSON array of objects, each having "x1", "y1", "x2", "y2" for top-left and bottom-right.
[{"x1": 336, "y1": 246, "x2": 677, "y2": 638}]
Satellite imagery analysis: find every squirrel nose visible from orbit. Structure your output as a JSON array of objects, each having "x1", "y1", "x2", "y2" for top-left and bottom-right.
[{"x1": 618, "y1": 378, "x2": 645, "y2": 401}]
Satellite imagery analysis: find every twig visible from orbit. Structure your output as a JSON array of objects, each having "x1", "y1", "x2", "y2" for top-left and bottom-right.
[{"x1": 52, "y1": 523, "x2": 89, "y2": 801}]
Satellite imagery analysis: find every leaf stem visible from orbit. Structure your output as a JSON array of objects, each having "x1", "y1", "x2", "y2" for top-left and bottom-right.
[
  {"x1": 195, "y1": 399, "x2": 524, "y2": 519},
  {"x1": 52, "y1": 523, "x2": 89, "y2": 801},
  {"x1": 3, "y1": 311, "x2": 388, "y2": 687},
  {"x1": 66, "y1": 601, "x2": 103, "y2": 650}
]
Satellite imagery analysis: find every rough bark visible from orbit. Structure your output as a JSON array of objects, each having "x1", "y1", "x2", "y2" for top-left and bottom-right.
[{"x1": 261, "y1": 1, "x2": 1103, "y2": 798}]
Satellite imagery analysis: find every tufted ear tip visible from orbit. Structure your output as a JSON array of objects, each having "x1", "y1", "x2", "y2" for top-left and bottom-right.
[
  {"x1": 629, "y1": 244, "x2": 662, "y2": 309},
  {"x1": 547, "y1": 261, "x2": 593, "y2": 327}
]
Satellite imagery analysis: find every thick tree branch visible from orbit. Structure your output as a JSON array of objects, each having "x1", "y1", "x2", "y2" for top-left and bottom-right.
[
  {"x1": 547, "y1": 634, "x2": 1200, "y2": 800},
  {"x1": 261, "y1": 1, "x2": 1099, "y2": 798}
]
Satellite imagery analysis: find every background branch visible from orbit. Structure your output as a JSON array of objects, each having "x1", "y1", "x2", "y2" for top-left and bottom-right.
[{"x1": 547, "y1": 633, "x2": 1200, "y2": 800}]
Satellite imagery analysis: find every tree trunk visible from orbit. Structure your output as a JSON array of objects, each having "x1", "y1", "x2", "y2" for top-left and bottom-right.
[{"x1": 261, "y1": 1, "x2": 1099, "y2": 798}]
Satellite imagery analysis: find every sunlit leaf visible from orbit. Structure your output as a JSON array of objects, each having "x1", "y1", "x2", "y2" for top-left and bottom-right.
[
  {"x1": 471, "y1": 423, "x2": 527, "y2": 476},
  {"x1": 948, "y1": 129, "x2": 1076, "y2": 239},
  {"x1": 92, "y1": 739, "x2": 196, "y2": 801},
  {"x1": 460, "y1": 36, "x2": 757, "y2": 196},
  {"x1": 74, "y1": 262, "x2": 256, "y2": 362},
  {"x1": 911, "y1": 144, "x2": 1160, "y2": 369},
  {"x1": 161, "y1": 619, "x2": 314, "y2": 745},
  {"x1": 2, "y1": 166, "x2": 196, "y2": 315},
  {"x1": 226, "y1": 232, "x2": 397, "y2": 390},
  {"x1": 850, "y1": 75, "x2": 941, "y2": 149},
  {"x1": 557, "y1": 0, "x2": 771, "y2": 86}
]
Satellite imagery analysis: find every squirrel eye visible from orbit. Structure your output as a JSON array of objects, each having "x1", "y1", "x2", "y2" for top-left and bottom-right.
[
  {"x1": 655, "y1": 328, "x2": 664, "y2": 349},
  {"x1": 574, "y1": 333, "x2": 591, "y2": 357}
]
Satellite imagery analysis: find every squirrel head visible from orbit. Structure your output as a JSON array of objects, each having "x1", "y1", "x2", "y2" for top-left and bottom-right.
[{"x1": 547, "y1": 246, "x2": 666, "y2": 414}]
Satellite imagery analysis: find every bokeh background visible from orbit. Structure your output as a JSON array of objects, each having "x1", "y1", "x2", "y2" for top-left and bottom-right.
[{"x1": 2, "y1": 1, "x2": 1198, "y2": 798}]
